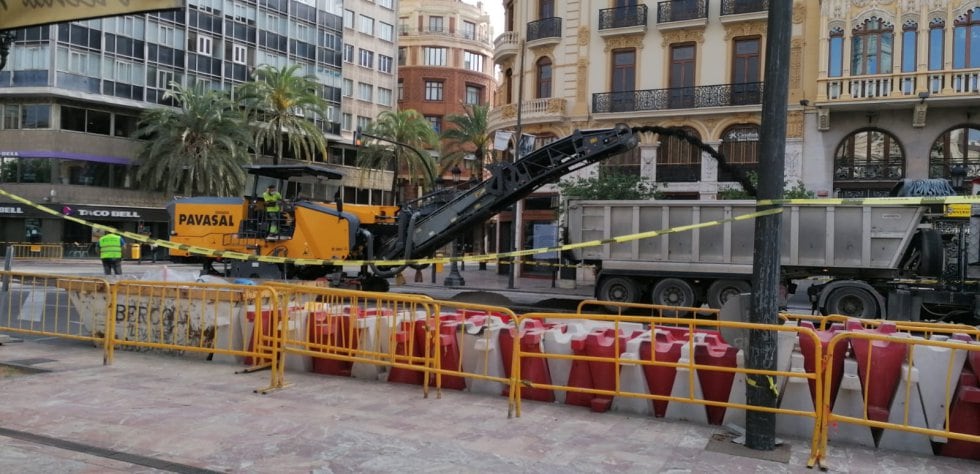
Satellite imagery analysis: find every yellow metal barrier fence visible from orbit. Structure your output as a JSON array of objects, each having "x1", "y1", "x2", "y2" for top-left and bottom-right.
[
  {"x1": 266, "y1": 282, "x2": 520, "y2": 410},
  {"x1": 6, "y1": 243, "x2": 64, "y2": 259},
  {"x1": 781, "y1": 312, "x2": 980, "y2": 340},
  {"x1": 815, "y1": 331, "x2": 980, "y2": 469},
  {"x1": 0, "y1": 271, "x2": 111, "y2": 353},
  {"x1": 511, "y1": 312, "x2": 826, "y2": 467},
  {"x1": 106, "y1": 280, "x2": 283, "y2": 392}
]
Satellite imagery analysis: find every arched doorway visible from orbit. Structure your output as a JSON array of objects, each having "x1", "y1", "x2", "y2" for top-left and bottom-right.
[
  {"x1": 833, "y1": 128, "x2": 905, "y2": 197},
  {"x1": 656, "y1": 126, "x2": 702, "y2": 184},
  {"x1": 928, "y1": 124, "x2": 980, "y2": 182}
]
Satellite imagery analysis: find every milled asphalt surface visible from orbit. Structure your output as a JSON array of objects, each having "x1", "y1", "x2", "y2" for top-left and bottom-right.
[{"x1": 1, "y1": 259, "x2": 977, "y2": 472}]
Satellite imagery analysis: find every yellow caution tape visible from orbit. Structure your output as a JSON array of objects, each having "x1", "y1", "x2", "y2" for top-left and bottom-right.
[
  {"x1": 1, "y1": 187, "x2": 974, "y2": 269},
  {"x1": 746, "y1": 374, "x2": 780, "y2": 398}
]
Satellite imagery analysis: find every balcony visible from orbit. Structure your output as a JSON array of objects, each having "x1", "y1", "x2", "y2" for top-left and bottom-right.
[
  {"x1": 657, "y1": 0, "x2": 707, "y2": 27},
  {"x1": 817, "y1": 69, "x2": 980, "y2": 102},
  {"x1": 592, "y1": 82, "x2": 764, "y2": 114},
  {"x1": 598, "y1": 5, "x2": 648, "y2": 37},
  {"x1": 526, "y1": 17, "x2": 562, "y2": 48},
  {"x1": 488, "y1": 98, "x2": 568, "y2": 130},
  {"x1": 400, "y1": 25, "x2": 490, "y2": 44},
  {"x1": 720, "y1": 0, "x2": 768, "y2": 17},
  {"x1": 494, "y1": 31, "x2": 520, "y2": 64}
]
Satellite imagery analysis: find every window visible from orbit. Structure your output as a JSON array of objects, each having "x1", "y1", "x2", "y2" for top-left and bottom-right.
[
  {"x1": 378, "y1": 0, "x2": 393, "y2": 9},
  {"x1": 610, "y1": 49, "x2": 635, "y2": 112},
  {"x1": 197, "y1": 34, "x2": 212, "y2": 55},
  {"x1": 954, "y1": 8, "x2": 980, "y2": 68},
  {"x1": 851, "y1": 17, "x2": 894, "y2": 75},
  {"x1": 657, "y1": 126, "x2": 701, "y2": 183},
  {"x1": 929, "y1": 126, "x2": 980, "y2": 179},
  {"x1": 463, "y1": 51, "x2": 485, "y2": 72},
  {"x1": 378, "y1": 87, "x2": 393, "y2": 106},
  {"x1": 462, "y1": 21, "x2": 476, "y2": 40},
  {"x1": 828, "y1": 27, "x2": 844, "y2": 77},
  {"x1": 398, "y1": 80, "x2": 404, "y2": 100},
  {"x1": 536, "y1": 57, "x2": 552, "y2": 98},
  {"x1": 23, "y1": 105, "x2": 52, "y2": 129},
  {"x1": 428, "y1": 16, "x2": 444, "y2": 33},
  {"x1": 343, "y1": 9, "x2": 354, "y2": 29},
  {"x1": 901, "y1": 21, "x2": 917, "y2": 72},
  {"x1": 669, "y1": 43, "x2": 696, "y2": 108},
  {"x1": 357, "y1": 82, "x2": 372, "y2": 101},
  {"x1": 731, "y1": 38, "x2": 760, "y2": 104},
  {"x1": 398, "y1": 47, "x2": 407, "y2": 65},
  {"x1": 600, "y1": 146, "x2": 640, "y2": 177},
  {"x1": 2, "y1": 105, "x2": 18, "y2": 129},
  {"x1": 929, "y1": 19, "x2": 945, "y2": 70},
  {"x1": 343, "y1": 43, "x2": 354, "y2": 62},
  {"x1": 379, "y1": 54, "x2": 393, "y2": 73},
  {"x1": 379, "y1": 22, "x2": 394, "y2": 42},
  {"x1": 833, "y1": 128, "x2": 905, "y2": 197},
  {"x1": 357, "y1": 115, "x2": 371, "y2": 131},
  {"x1": 465, "y1": 84, "x2": 482, "y2": 104},
  {"x1": 359, "y1": 48, "x2": 374, "y2": 68},
  {"x1": 342, "y1": 112, "x2": 352, "y2": 131},
  {"x1": 60, "y1": 106, "x2": 110, "y2": 135},
  {"x1": 425, "y1": 115, "x2": 442, "y2": 133},
  {"x1": 425, "y1": 80, "x2": 444, "y2": 101},
  {"x1": 423, "y1": 47, "x2": 447, "y2": 66},
  {"x1": 539, "y1": 0, "x2": 555, "y2": 18},
  {"x1": 358, "y1": 15, "x2": 374, "y2": 35},
  {"x1": 343, "y1": 78, "x2": 353, "y2": 97},
  {"x1": 718, "y1": 124, "x2": 760, "y2": 181},
  {"x1": 232, "y1": 44, "x2": 247, "y2": 64}
]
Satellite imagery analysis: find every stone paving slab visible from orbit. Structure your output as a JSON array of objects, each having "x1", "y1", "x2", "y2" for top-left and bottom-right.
[{"x1": 1, "y1": 339, "x2": 978, "y2": 473}]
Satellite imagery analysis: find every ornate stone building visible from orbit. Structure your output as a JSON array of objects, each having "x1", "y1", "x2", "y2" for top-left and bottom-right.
[{"x1": 488, "y1": 0, "x2": 813, "y2": 275}]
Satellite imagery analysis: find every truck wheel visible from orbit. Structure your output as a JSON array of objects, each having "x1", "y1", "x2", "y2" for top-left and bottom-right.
[
  {"x1": 598, "y1": 277, "x2": 640, "y2": 309},
  {"x1": 917, "y1": 229, "x2": 943, "y2": 277},
  {"x1": 652, "y1": 278, "x2": 696, "y2": 313},
  {"x1": 823, "y1": 286, "x2": 879, "y2": 318},
  {"x1": 707, "y1": 279, "x2": 751, "y2": 309}
]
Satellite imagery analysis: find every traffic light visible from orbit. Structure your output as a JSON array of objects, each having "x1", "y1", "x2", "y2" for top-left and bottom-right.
[{"x1": 353, "y1": 127, "x2": 362, "y2": 147}]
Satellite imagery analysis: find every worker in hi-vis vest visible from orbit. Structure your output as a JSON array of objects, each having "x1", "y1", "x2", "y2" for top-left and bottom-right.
[
  {"x1": 262, "y1": 183, "x2": 283, "y2": 239},
  {"x1": 98, "y1": 232, "x2": 125, "y2": 275}
]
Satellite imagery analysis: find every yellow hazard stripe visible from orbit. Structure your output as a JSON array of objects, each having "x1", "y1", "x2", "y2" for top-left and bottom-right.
[{"x1": 1, "y1": 187, "x2": 974, "y2": 268}]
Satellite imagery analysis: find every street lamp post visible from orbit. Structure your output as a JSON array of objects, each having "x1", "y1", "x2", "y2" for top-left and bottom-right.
[{"x1": 444, "y1": 165, "x2": 466, "y2": 287}]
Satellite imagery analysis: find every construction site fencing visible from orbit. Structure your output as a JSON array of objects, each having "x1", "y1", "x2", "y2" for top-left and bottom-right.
[
  {"x1": 781, "y1": 312, "x2": 980, "y2": 340},
  {"x1": 811, "y1": 323, "x2": 980, "y2": 468},
  {"x1": 0, "y1": 271, "x2": 111, "y2": 350},
  {"x1": 5, "y1": 243, "x2": 64, "y2": 260},
  {"x1": 265, "y1": 282, "x2": 519, "y2": 410},
  {"x1": 106, "y1": 280, "x2": 283, "y2": 391},
  {"x1": 510, "y1": 311, "x2": 825, "y2": 466}
]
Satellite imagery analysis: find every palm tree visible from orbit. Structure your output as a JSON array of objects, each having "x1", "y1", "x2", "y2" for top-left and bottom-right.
[
  {"x1": 440, "y1": 104, "x2": 493, "y2": 266},
  {"x1": 134, "y1": 83, "x2": 252, "y2": 197},
  {"x1": 356, "y1": 109, "x2": 438, "y2": 204},
  {"x1": 238, "y1": 64, "x2": 329, "y2": 165},
  {"x1": 440, "y1": 104, "x2": 492, "y2": 179}
]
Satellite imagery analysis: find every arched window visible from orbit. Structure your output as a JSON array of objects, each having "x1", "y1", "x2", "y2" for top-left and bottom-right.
[
  {"x1": 657, "y1": 127, "x2": 701, "y2": 183},
  {"x1": 600, "y1": 146, "x2": 640, "y2": 178},
  {"x1": 536, "y1": 57, "x2": 552, "y2": 98},
  {"x1": 851, "y1": 17, "x2": 894, "y2": 75},
  {"x1": 828, "y1": 26, "x2": 844, "y2": 77},
  {"x1": 833, "y1": 128, "x2": 905, "y2": 198},
  {"x1": 718, "y1": 124, "x2": 759, "y2": 182},
  {"x1": 928, "y1": 125, "x2": 980, "y2": 179},
  {"x1": 954, "y1": 8, "x2": 980, "y2": 69},
  {"x1": 504, "y1": 68, "x2": 513, "y2": 104}
]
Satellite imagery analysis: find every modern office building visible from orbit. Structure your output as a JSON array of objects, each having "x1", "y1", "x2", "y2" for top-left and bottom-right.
[
  {"x1": 0, "y1": 0, "x2": 394, "y2": 246},
  {"x1": 488, "y1": 0, "x2": 812, "y2": 276},
  {"x1": 804, "y1": 0, "x2": 980, "y2": 198}
]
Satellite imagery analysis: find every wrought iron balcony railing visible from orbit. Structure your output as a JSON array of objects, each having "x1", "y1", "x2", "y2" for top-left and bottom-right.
[
  {"x1": 599, "y1": 5, "x2": 648, "y2": 30},
  {"x1": 720, "y1": 0, "x2": 769, "y2": 16},
  {"x1": 592, "y1": 82, "x2": 764, "y2": 113},
  {"x1": 657, "y1": 0, "x2": 707, "y2": 24},
  {"x1": 527, "y1": 17, "x2": 562, "y2": 42}
]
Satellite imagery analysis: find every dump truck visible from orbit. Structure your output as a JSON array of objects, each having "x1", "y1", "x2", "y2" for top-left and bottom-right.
[{"x1": 565, "y1": 197, "x2": 979, "y2": 322}]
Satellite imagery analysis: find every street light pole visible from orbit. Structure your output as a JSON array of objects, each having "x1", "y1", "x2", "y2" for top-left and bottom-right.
[
  {"x1": 507, "y1": 39, "x2": 526, "y2": 289},
  {"x1": 444, "y1": 165, "x2": 466, "y2": 287}
]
